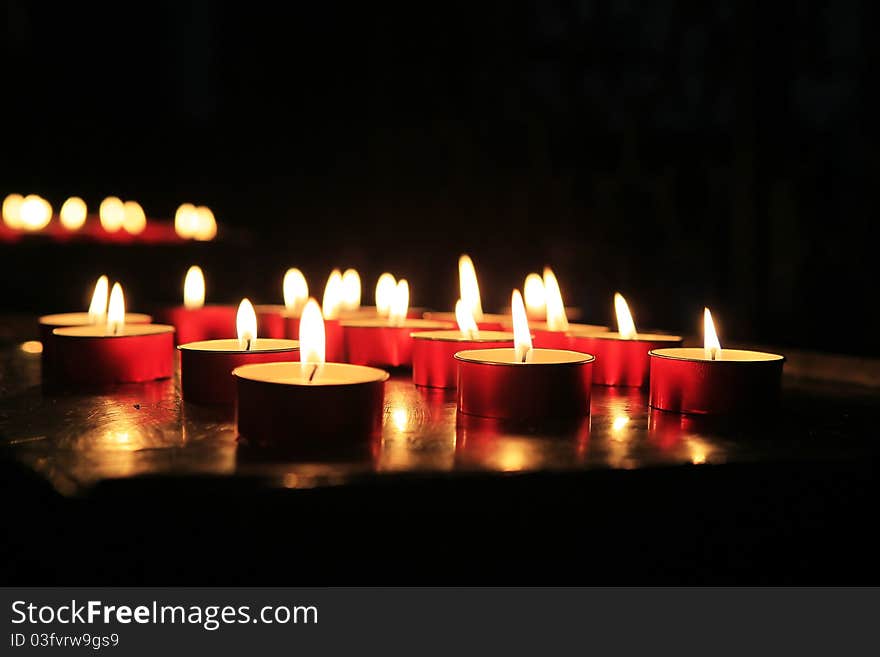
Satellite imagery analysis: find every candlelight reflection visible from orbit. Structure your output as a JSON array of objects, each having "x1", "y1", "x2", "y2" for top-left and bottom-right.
[{"x1": 20, "y1": 340, "x2": 43, "y2": 354}]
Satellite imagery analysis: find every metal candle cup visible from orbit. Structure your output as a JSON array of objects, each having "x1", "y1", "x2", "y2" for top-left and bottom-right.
[
  {"x1": 178, "y1": 338, "x2": 299, "y2": 405},
  {"x1": 411, "y1": 330, "x2": 513, "y2": 388},
  {"x1": 648, "y1": 348, "x2": 785, "y2": 415},
  {"x1": 50, "y1": 324, "x2": 175, "y2": 385},
  {"x1": 569, "y1": 332, "x2": 683, "y2": 387},
  {"x1": 155, "y1": 305, "x2": 236, "y2": 345},
  {"x1": 234, "y1": 361, "x2": 389, "y2": 447},
  {"x1": 455, "y1": 348, "x2": 595, "y2": 421},
  {"x1": 422, "y1": 311, "x2": 509, "y2": 331},
  {"x1": 324, "y1": 318, "x2": 345, "y2": 362},
  {"x1": 343, "y1": 319, "x2": 453, "y2": 368}
]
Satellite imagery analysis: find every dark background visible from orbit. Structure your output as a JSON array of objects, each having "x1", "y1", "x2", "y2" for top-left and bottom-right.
[{"x1": 1, "y1": 1, "x2": 874, "y2": 355}]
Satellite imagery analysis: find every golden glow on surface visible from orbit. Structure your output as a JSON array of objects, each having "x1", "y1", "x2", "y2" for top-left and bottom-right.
[
  {"x1": 88, "y1": 275, "x2": 110, "y2": 323},
  {"x1": 283, "y1": 268, "x2": 308, "y2": 314},
  {"x1": 614, "y1": 293, "x2": 638, "y2": 340},
  {"x1": 193, "y1": 206, "x2": 216, "y2": 241},
  {"x1": 611, "y1": 415, "x2": 630, "y2": 433},
  {"x1": 183, "y1": 266, "x2": 205, "y2": 309},
  {"x1": 322, "y1": 269, "x2": 343, "y2": 320},
  {"x1": 299, "y1": 298, "x2": 326, "y2": 379},
  {"x1": 19, "y1": 195, "x2": 52, "y2": 231},
  {"x1": 704, "y1": 307, "x2": 721, "y2": 360},
  {"x1": 174, "y1": 203, "x2": 199, "y2": 239},
  {"x1": 391, "y1": 407, "x2": 409, "y2": 432},
  {"x1": 59, "y1": 197, "x2": 87, "y2": 230},
  {"x1": 341, "y1": 268, "x2": 361, "y2": 311},
  {"x1": 237, "y1": 298, "x2": 257, "y2": 349},
  {"x1": 2, "y1": 193, "x2": 24, "y2": 228},
  {"x1": 455, "y1": 298, "x2": 479, "y2": 339},
  {"x1": 458, "y1": 254, "x2": 484, "y2": 322},
  {"x1": 523, "y1": 273, "x2": 546, "y2": 319},
  {"x1": 543, "y1": 267, "x2": 569, "y2": 331},
  {"x1": 107, "y1": 282, "x2": 125, "y2": 334},
  {"x1": 20, "y1": 340, "x2": 43, "y2": 354},
  {"x1": 122, "y1": 200, "x2": 146, "y2": 235},
  {"x1": 99, "y1": 196, "x2": 125, "y2": 232},
  {"x1": 511, "y1": 289, "x2": 532, "y2": 363},
  {"x1": 389, "y1": 279, "x2": 409, "y2": 327},
  {"x1": 375, "y1": 273, "x2": 397, "y2": 317}
]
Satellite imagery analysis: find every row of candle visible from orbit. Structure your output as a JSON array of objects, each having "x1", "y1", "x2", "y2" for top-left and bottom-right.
[{"x1": 37, "y1": 255, "x2": 784, "y2": 445}]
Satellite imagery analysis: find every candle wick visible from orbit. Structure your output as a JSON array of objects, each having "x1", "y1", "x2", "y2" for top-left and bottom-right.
[
  {"x1": 308, "y1": 364, "x2": 318, "y2": 382},
  {"x1": 246, "y1": 337, "x2": 252, "y2": 351}
]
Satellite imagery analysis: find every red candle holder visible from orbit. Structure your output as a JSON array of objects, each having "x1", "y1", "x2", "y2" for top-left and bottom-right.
[
  {"x1": 455, "y1": 348, "x2": 595, "y2": 421},
  {"x1": 422, "y1": 311, "x2": 508, "y2": 331},
  {"x1": 254, "y1": 305, "x2": 304, "y2": 340},
  {"x1": 325, "y1": 318, "x2": 345, "y2": 362},
  {"x1": 51, "y1": 324, "x2": 175, "y2": 385},
  {"x1": 234, "y1": 362, "x2": 389, "y2": 447},
  {"x1": 569, "y1": 332, "x2": 683, "y2": 387},
  {"x1": 411, "y1": 330, "x2": 513, "y2": 388},
  {"x1": 155, "y1": 305, "x2": 236, "y2": 345},
  {"x1": 179, "y1": 338, "x2": 299, "y2": 405},
  {"x1": 648, "y1": 348, "x2": 785, "y2": 415},
  {"x1": 343, "y1": 319, "x2": 453, "y2": 368}
]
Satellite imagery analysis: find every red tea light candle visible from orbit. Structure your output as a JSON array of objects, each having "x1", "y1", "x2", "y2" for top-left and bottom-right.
[
  {"x1": 341, "y1": 272, "x2": 426, "y2": 319},
  {"x1": 39, "y1": 275, "x2": 152, "y2": 378},
  {"x1": 456, "y1": 289, "x2": 595, "y2": 421},
  {"x1": 52, "y1": 283, "x2": 174, "y2": 385},
  {"x1": 179, "y1": 298, "x2": 298, "y2": 405},
  {"x1": 255, "y1": 267, "x2": 309, "y2": 339},
  {"x1": 648, "y1": 308, "x2": 785, "y2": 415},
  {"x1": 343, "y1": 279, "x2": 453, "y2": 367},
  {"x1": 157, "y1": 266, "x2": 236, "y2": 345},
  {"x1": 234, "y1": 299, "x2": 389, "y2": 446},
  {"x1": 522, "y1": 271, "x2": 583, "y2": 321},
  {"x1": 412, "y1": 300, "x2": 514, "y2": 388},
  {"x1": 569, "y1": 293, "x2": 682, "y2": 387}
]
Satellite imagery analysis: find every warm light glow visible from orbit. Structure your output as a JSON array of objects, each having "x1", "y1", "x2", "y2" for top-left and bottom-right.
[
  {"x1": 121, "y1": 200, "x2": 146, "y2": 234},
  {"x1": 389, "y1": 279, "x2": 409, "y2": 327},
  {"x1": 691, "y1": 449, "x2": 707, "y2": 465},
  {"x1": 88, "y1": 275, "x2": 110, "y2": 323},
  {"x1": 543, "y1": 267, "x2": 569, "y2": 331},
  {"x1": 704, "y1": 307, "x2": 722, "y2": 360},
  {"x1": 614, "y1": 293, "x2": 638, "y2": 339},
  {"x1": 455, "y1": 298, "x2": 479, "y2": 339},
  {"x1": 19, "y1": 195, "x2": 52, "y2": 231},
  {"x1": 99, "y1": 196, "x2": 125, "y2": 232},
  {"x1": 193, "y1": 206, "x2": 217, "y2": 241},
  {"x1": 174, "y1": 203, "x2": 199, "y2": 239},
  {"x1": 511, "y1": 289, "x2": 532, "y2": 363},
  {"x1": 612, "y1": 415, "x2": 630, "y2": 433},
  {"x1": 237, "y1": 298, "x2": 257, "y2": 349},
  {"x1": 523, "y1": 273, "x2": 546, "y2": 318},
  {"x1": 2, "y1": 193, "x2": 24, "y2": 228},
  {"x1": 20, "y1": 340, "x2": 43, "y2": 354},
  {"x1": 375, "y1": 273, "x2": 397, "y2": 317},
  {"x1": 391, "y1": 407, "x2": 409, "y2": 432},
  {"x1": 299, "y1": 298, "x2": 326, "y2": 380},
  {"x1": 107, "y1": 282, "x2": 125, "y2": 334},
  {"x1": 341, "y1": 268, "x2": 361, "y2": 311},
  {"x1": 183, "y1": 266, "x2": 205, "y2": 309},
  {"x1": 283, "y1": 268, "x2": 308, "y2": 314},
  {"x1": 322, "y1": 269, "x2": 344, "y2": 320},
  {"x1": 458, "y1": 254, "x2": 484, "y2": 322},
  {"x1": 59, "y1": 197, "x2": 87, "y2": 230}
]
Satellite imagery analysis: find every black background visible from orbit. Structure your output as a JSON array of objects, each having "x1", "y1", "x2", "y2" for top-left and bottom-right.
[{"x1": 1, "y1": 1, "x2": 874, "y2": 355}]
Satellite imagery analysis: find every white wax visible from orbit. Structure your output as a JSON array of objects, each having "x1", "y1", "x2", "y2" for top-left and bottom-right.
[
  {"x1": 233, "y1": 361, "x2": 389, "y2": 386},
  {"x1": 53, "y1": 324, "x2": 174, "y2": 338},
  {"x1": 178, "y1": 338, "x2": 298, "y2": 353},
  {"x1": 40, "y1": 312, "x2": 152, "y2": 327},
  {"x1": 455, "y1": 348, "x2": 594, "y2": 365},
  {"x1": 650, "y1": 347, "x2": 784, "y2": 363}
]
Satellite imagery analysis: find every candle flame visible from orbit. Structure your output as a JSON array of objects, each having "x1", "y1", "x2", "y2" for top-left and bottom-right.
[
  {"x1": 2, "y1": 193, "x2": 24, "y2": 229},
  {"x1": 99, "y1": 196, "x2": 125, "y2": 233},
  {"x1": 122, "y1": 200, "x2": 146, "y2": 235},
  {"x1": 237, "y1": 298, "x2": 257, "y2": 350},
  {"x1": 375, "y1": 273, "x2": 397, "y2": 317},
  {"x1": 455, "y1": 298, "x2": 479, "y2": 339},
  {"x1": 19, "y1": 195, "x2": 52, "y2": 231},
  {"x1": 389, "y1": 279, "x2": 409, "y2": 327},
  {"x1": 193, "y1": 206, "x2": 217, "y2": 241},
  {"x1": 322, "y1": 269, "x2": 343, "y2": 320},
  {"x1": 183, "y1": 266, "x2": 205, "y2": 309},
  {"x1": 704, "y1": 307, "x2": 722, "y2": 360},
  {"x1": 174, "y1": 203, "x2": 199, "y2": 239},
  {"x1": 512, "y1": 289, "x2": 532, "y2": 363},
  {"x1": 283, "y1": 268, "x2": 308, "y2": 314},
  {"x1": 523, "y1": 273, "x2": 546, "y2": 319},
  {"x1": 299, "y1": 298, "x2": 325, "y2": 381},
  {"x1": 88, "y1": 275, "x2": 110, "y2": 323},
  {"x1": 614, "y1": 293, "x2": 638, "y2": 339},
  {"x1": 107, "y1": 282, "x2": 125, "y2": 335},
  {"x1": 341, "y1": 268, "x2": 362, "y2": 311},
  {"x1": 543, "y1": 267, "x2": 569, "y2": 331},
  {"x1": 458, "y1": 254, "x2": 484, "y2": 322},
  {"x1": 60, "y1": 197, "x2": 87, "y2": 230}
]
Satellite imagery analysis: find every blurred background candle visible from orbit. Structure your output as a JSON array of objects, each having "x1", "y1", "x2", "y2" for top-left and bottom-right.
[
  {"x1": 648, "y1": 308, "x2": 785, "y2": 415},
  {"x1": 256, "y1": 267, "x2": 309, "y2": 338},
  {"x1": 423, "y1": 254, "x2": 508, "y2": 329},
  {"x1": 59, "y1": 197, "x2": 87, "y2": 231},
  {"x1": 522, "y1": 270, "x2": 584, "y2": 322},
  {"x1": 321, "y1": 269, "x2": 347, "y2": 361},
  {"x1": 156, "y1": 266, "x2": 236, "y2": 345}
]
